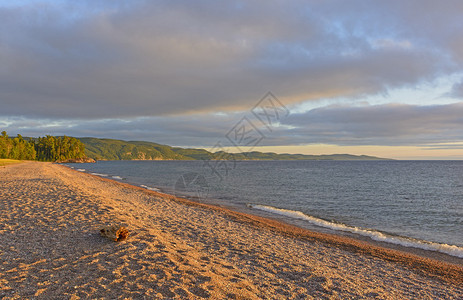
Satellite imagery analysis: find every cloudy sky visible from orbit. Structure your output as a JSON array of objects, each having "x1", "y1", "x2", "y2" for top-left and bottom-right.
[{"x1": 1, "y1": 0, "x2": 463, "y2": 159}]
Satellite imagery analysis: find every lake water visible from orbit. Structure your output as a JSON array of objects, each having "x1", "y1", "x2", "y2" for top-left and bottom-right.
[{"x1": 67, "y1": 160, "x2": 463, "y2": 258}]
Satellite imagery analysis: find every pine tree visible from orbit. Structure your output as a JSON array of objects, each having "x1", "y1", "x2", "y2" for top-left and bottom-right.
[{"x1": 0, "y1": 131, "x2": 86, "y2": 162}]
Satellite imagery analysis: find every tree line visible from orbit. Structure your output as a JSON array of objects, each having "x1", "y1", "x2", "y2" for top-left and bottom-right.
[{"x1": 0, "y1": 131, "x2": 86, "y2": 161}]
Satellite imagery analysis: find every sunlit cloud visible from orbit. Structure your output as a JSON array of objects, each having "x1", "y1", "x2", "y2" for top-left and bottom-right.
[
  {"x1": 1, "y1": 0, "x2": 463, "y2": 158},
  {"x1": 1, "y1": 0, "x2": 463, "y2": 119}
]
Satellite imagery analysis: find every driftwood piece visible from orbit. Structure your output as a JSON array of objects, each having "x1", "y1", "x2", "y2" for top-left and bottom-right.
[{"x1": 100, "y1": 225, "x2": 129, "y2": 242}]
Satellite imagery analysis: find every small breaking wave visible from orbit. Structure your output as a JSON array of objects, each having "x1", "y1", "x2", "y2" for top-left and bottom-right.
[
  {"x1": 248, "y1": 204, "x2": 463, "y2": 258},
  {"x1": 140, "y1": 184, "x2": 160, "y2": 192},
  {"x1": 112, "y1": 176, "x2": 123, "y2": 180},
  {"x1": 76, "y1": 169, "x2": 85, "y2": 172},
  {"x1": 90, "y1": 172, "x2": 108, "y2": 177}
]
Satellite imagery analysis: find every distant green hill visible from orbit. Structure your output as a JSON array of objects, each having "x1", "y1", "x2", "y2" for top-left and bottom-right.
[
  {"x1": 79, "y1": 138, "x2": 190, "y2": 160},
  {"x1": 78, "y1": 137, "x2": 392, "y2": 161}
]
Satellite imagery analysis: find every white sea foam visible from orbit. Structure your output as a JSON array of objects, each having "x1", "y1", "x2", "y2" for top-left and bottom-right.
[
  {"x1": 77, "y1": 169, "x2": 85, "y2": 172},
  {"x1": 249, "y1": 204, "x2": 463, "y2": 258},
  {"x1": 112, "y1": 176, "x2": 123, "y2": 180},
  {"x1": 140, "y1": 185, "x2": 160, "y2": 192},
  {"x1": 91, "y1": 173, "x2": 108, "y2": 177}
]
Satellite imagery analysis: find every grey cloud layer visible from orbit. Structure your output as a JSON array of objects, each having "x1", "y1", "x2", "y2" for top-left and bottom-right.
[
  {"x1": 281, "y1": 102, "x2": 463, "y2": 146},
  {"x1": 451, "y1": 80, "x2": 463, "y2": 98},
  {"x1": 2, "y1": 0, "x2": 463, "y2": 119},
  {"x1": 4, "y1": 102, "x2": 463, "y2": 148}
]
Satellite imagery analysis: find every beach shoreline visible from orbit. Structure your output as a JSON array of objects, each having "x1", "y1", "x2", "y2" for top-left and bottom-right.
[
  {"x1": 74, "y1": 162, "x2": 463, "y2": 267},
  {"x1": 1, "y1": 161, "x2": 462, "y2": 299},
  {"x1": 173, "y1": 189, "x2": 463, "y2": 267}
]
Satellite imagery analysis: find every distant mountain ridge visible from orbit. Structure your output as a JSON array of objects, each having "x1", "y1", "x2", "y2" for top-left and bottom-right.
[{"x1": 79, "y1": 137, "x2": 392, "y2": 161}]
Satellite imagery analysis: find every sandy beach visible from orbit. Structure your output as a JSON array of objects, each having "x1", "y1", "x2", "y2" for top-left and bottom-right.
[{"x1": 0, "y1": 162, "x2": 462, "y2": 299}]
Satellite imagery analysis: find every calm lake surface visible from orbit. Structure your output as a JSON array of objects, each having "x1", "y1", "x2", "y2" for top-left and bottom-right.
[{"x1": 68, "y1": 160, "x2": 463, "y2": 258}]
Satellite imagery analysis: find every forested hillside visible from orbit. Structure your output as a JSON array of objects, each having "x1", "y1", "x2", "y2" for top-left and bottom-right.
[
  {"x1": 78, "y1": 137, "x2": 390, "y2": 161},
  {"x1": 0, "y1": 132, "x2": 390, "y2": 162},
  {"x1": 80, "y1": 138, "x2": 191, "y2": 160}
]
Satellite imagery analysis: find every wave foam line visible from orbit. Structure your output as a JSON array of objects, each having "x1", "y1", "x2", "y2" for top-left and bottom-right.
[
  {"x1": 91, "y1": 173, "x2": 108, "y2": 177},
  {"x1": 249, "y1": 204, "x2": 463, "y2": 258},
  {"x1": 140, "y1": 185, "x2": 160, "y2": 192}
]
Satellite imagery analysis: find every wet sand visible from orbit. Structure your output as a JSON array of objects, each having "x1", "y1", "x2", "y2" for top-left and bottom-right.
[{"x1": 0, "y1": 162, "x2": 462, "y2": 299}]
